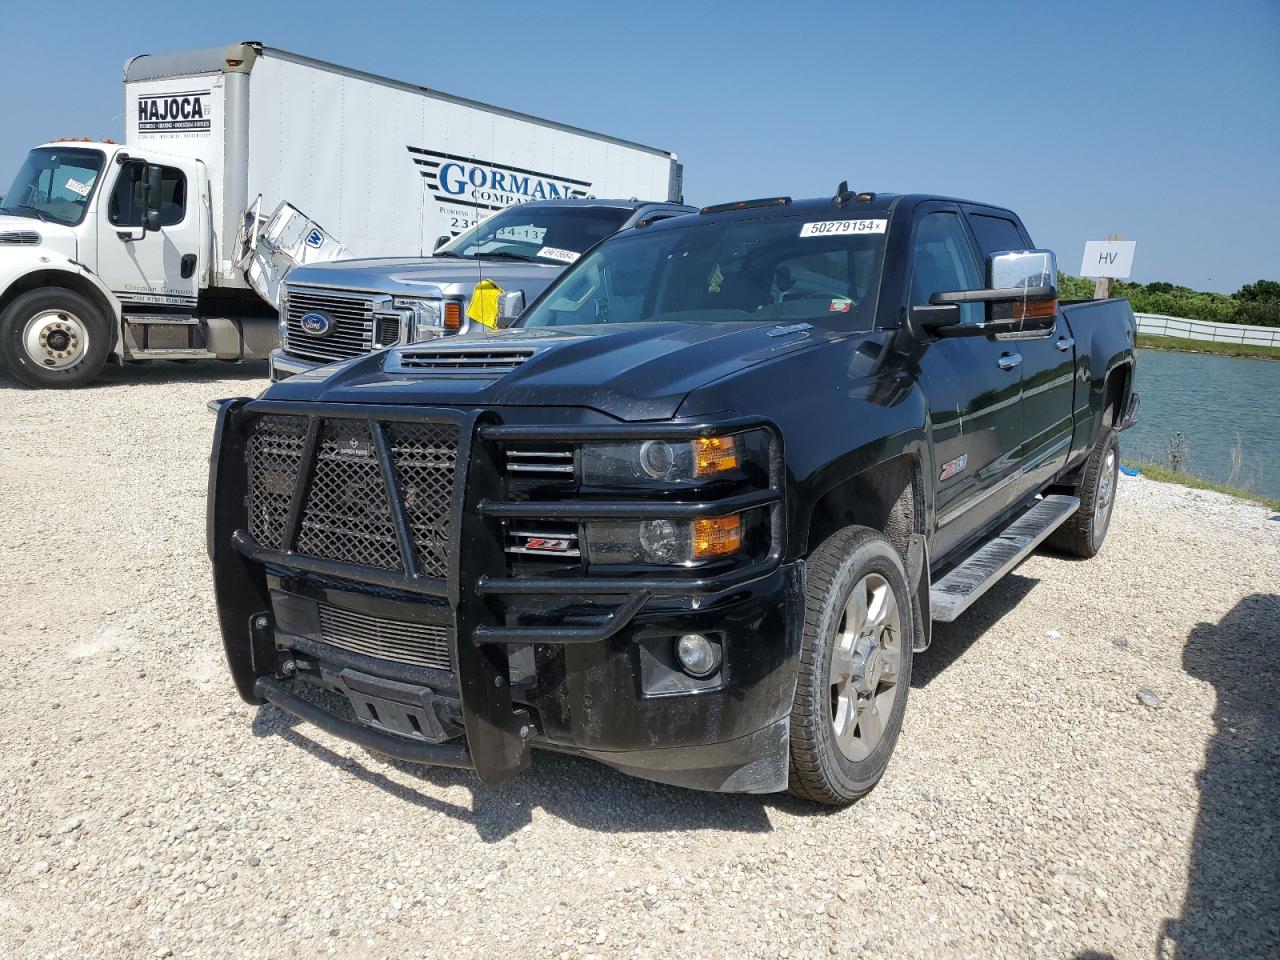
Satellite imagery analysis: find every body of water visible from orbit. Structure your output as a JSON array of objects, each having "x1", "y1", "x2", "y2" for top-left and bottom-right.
[{"x1": 1123, "y1": 348, "x2": 1280, "y2": 499}]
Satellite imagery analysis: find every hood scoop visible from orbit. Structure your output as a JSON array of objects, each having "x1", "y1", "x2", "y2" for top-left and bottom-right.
[
  {"x1": 389, "y1": 345, "x2": 537, "y2": 377},
  {"x1": 0, "y1": 231, "x2": 41, "y2": 245}
]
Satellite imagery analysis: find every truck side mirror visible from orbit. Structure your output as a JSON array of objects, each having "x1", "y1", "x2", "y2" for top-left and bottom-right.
[
  {"x1": 496, "y1": 290, "x2": 525, "y2": 327},
  {"x1": 144, "y1": 165, "x2": 163, "y2": 233},
  {"x1": 433, "y1": 234, "x2": 451, "y2": 253}
]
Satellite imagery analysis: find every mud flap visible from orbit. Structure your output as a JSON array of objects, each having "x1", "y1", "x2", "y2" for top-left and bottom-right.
[{"x1": 235, "y1": 197, "x2": 349, "y2": 309}]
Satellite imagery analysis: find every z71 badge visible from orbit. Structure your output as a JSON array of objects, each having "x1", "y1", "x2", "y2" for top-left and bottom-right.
[{"x1": 940, "y1": 454, "x2": 968, "y2": 481}]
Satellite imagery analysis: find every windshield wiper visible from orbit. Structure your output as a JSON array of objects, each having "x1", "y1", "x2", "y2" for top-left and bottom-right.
[
  {"x1": 1, "y1": 204, "x2": 53, "y2": 224},
  {"x1": 477, "y1": 251, "x2": 541, "y2": 264},
  {"x1": 431, "y1": 250, "x2": 468, "y2": 259}
]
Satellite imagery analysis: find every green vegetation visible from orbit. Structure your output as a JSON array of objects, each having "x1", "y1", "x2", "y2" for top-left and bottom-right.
[
  {"x1": 1135, "y1": 333, "x2": 1280, "y2": 361},
  {"x1": 1123, "y1": 459, "x2": 1280, "y2": 512},
  {"x1": 1058, "y1": 273, "x2": 1280, "y2": 327}
]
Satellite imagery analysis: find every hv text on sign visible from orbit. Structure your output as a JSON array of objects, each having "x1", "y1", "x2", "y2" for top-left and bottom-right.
[{"x1": 1081, "y1": 240, "x2": 1137, "y2": 279}]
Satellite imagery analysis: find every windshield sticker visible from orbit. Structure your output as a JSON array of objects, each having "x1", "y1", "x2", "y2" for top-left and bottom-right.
[
  {"x1": 829, "y1": 297, "x2": 853, "y2": 313},
  {"x1": 64, "y1": 177, "x2": 93, "y2": 198},
  {"x1": 799, "y1": 219, "x2": 887, "y2": 237},
  {"x1": 537, "y1": 246, "x2": 579, "y2": 264}
]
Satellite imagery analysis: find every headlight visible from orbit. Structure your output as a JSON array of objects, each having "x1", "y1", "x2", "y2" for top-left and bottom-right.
[
  {"x1": 584, "y1": 515, "x2": 743, "y2": 565},
  {"x1": 395, "y1": 297, "x2": 442, "y2": 342},
  {"x1": 278, "y1": 294, "x2": 289, "y2": 345},
  {"x1": 581, "y1": 435, "x2": 741, "y2": 485}
]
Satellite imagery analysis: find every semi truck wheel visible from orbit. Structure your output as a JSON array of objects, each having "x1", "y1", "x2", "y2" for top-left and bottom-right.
[
  {"x1": 0, "y1": 288, "x2": 111, "y2": 389},
  {"x1": 788, "y1": 525, "x2": 914, "y2": 805},
  {"x1": 1046, "y1": 427, "x2": 1120, "y2": 559}
]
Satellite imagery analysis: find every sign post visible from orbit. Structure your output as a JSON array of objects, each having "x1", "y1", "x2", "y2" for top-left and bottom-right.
[{"x1": 1081, "y1": 234, "x2": 1137, "y2": 299}]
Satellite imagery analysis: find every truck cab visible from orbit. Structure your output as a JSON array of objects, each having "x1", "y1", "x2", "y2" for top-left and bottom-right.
[
  {"x1": 269, "y1": 198, "x2": 694, "y2": 381},
  {"x1": 0, "y1": 140, "x2": 274, "y2": 388}
]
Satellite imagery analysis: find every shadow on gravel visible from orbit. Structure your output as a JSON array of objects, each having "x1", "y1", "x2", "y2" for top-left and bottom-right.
[
  {"x1": 0, "y1": 358, "x2": 269, "y2": 393},
  {"x1": 911, "y1": 572, "x2": 1039, "y2": 688},
  {"x1": 1153, "y1": 593, "x2": 1280, "y2": 959},
  {"x1": 252, "y1": 701, "x2": 778, "y2": 842}
]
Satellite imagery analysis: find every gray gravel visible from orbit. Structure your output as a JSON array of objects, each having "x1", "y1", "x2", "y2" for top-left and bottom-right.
[{"x1": 1, "y1": 362, "x2": 1278, "y2": 960}]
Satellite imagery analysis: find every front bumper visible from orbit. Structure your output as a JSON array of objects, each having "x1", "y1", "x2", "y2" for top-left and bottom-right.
[
  {"x1": 208, "y1": 399, "x2": 799, "y2": 793},
  {"x1": 268, "y1": 348, "x2": 318, "y2": 382}
]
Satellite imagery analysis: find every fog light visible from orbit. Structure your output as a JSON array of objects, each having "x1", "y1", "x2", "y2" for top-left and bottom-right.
[{"x1": 675, "y1": 634, "x2": 719, "y2": 678}]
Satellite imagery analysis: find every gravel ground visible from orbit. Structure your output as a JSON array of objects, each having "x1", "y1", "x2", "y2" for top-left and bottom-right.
[{"x1": 1, "y1": 362, "x2": 1277, "y2": 960}]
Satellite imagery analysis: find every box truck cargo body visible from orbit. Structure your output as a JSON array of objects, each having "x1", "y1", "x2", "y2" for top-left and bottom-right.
[{"x1": 0, "y1": 41, "x2": 681, "y2": 388}]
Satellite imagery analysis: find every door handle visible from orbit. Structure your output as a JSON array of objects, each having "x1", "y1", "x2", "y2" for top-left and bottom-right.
[
  {"x1": 1056, "y1": 337, "x2": 1075, "y2": 352},
  {"x1": 997, "y1": 353, "x2": 1022, "y2": 370}
]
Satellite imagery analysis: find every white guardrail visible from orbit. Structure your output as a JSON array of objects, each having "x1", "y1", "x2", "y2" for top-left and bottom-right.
[{"x1": 1134, "y1": 313, "x2": 1280, "y2": 347}]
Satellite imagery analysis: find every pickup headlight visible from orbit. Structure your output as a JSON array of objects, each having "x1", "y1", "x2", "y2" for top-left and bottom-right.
[
  {"x1": 584, "y1": 515, "x2": 744, "y2": 565},
  {"x1": 278, "y1": 293, "x2": 289, "y2": 345},
  {"x1": 394, "y1": 296, "x2": 442, "y2": 342},
  {"x1": 581, "y1": 436, "x2": 741, "y2": 485}
]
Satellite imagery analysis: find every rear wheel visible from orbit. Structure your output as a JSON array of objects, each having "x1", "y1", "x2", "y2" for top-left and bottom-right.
[
  {"x1": 788, "y1": 526, "x2": 914, "y2": 805},
  {"x1": 0, "y1": 288, "x2": 111, "y2": 388},
  {"x1": 1046, "y1": 427, "x2": 1120, "y2": 558}
]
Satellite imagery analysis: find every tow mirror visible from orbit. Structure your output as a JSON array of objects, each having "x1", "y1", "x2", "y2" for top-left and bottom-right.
[
  {"x1": 143, "y1": 165, "x2": 163, "y2": 233},
  {"x1": 921, "y1": 249, "x2": 1059, "y2": 339},
  {"x1": 433, "y1": 234, "x2": 451, "y2": 253},
  {"x1": 496, "y1": 290, "x2": 525, "y2": 327}
]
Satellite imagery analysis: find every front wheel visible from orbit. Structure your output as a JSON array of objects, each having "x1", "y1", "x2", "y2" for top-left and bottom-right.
[
  {"x1": 788, "y1": 526, "x2": 914, "y2": 805},
  {"x1": 0, "y1": 287, "x2": 111, "y2": 389}
]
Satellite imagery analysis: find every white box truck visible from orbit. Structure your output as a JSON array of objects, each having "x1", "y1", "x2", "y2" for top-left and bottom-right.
[{"x1": 0, "y1": 41, "x2": 683, "y2": 388}]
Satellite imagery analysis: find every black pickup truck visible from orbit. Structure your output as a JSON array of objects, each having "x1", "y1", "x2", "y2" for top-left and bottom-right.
[{"x1": 209, "y1": 187, "x2": 1138, "y2": 805}]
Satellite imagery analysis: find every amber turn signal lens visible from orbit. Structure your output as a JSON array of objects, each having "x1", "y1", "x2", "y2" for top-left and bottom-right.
[
  {"x1": 693, "y1": 436, "x2": 738, "y2": 477},
  {"x1": 1013, "y1": 298, "x2": 1057, "y2": 320},
  {"x1": 443, "y1": 301, "x2": 463, "y2": 331},
  {"x1": 692, "y1": 515, "x2": 742, "y2": 559}
]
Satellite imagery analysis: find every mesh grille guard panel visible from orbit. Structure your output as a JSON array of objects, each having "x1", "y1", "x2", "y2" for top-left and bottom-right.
[
  {"x1": 297, "y1": 420, "x2": 402, "y2": 571},
  {"x1": 246, "y1": 415, "x2": 308, "y2": 550},
  {"x1": 245, "y1": 414, "x2": 460, "y2": 579}
]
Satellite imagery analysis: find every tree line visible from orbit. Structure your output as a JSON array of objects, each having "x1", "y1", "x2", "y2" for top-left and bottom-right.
[{"x1": 1057, "y1": 273, "x2": 1280, "y2": 327}]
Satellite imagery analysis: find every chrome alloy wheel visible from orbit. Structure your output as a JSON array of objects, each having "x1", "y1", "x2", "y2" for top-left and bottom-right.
[
  {"x1": 829, "y1": 573, "x2": 903, "y2": 761},
  {"x1": 1094, "y1": 447, "x2": 1118, "y2": 536},
  {"x1": 23, "y1": 309, "x2": 90, "y2": 370}
]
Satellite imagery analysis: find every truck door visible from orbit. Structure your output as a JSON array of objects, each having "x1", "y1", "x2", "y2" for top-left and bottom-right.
[
  {"x1": 911, "y1": 207, "x2": 1024, "y2": 559},
  {"x1": 94, "y1": 156, "x2": 203, "y2": 312},
  {"x1": 965, "y1": 211, "x2": 1075, "y2": 497}
]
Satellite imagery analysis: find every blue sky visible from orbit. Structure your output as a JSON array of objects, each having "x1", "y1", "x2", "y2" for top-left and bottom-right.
[{"x1": 2, "y1": 0, "x2": 1276, "y2": 292}]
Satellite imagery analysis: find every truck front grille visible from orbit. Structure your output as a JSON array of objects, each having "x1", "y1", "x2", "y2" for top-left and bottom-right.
[
  {"x1": 246, "y1": 414, "x2": 459, "y2": 579},
  {"x1": 318, "y1": 602, "x2": 452, "y2": 671},
  {"x1": 285, "y1": 289, "x2": 376, "y2": 364}
]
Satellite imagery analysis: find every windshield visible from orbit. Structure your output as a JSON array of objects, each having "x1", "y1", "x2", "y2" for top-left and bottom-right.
[
  {"x1": 440, "y1": 204, "x2": 632, "y2": 264},
  {"x1": 1, "y1": 147, "x2": 105, "y2": 226},
  {"x1": 519, "y1": 215, "x2": 888, "y2": 329}
]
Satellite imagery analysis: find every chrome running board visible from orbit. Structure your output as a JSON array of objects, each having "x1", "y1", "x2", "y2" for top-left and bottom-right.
[{"x1": 929, "y1": 494, "x2": 1080, "y2": 623}]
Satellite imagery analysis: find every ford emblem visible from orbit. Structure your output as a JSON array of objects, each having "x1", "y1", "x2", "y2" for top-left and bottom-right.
[{"x1": 299, "y1": 311, "x2": 334, "y2": 337}]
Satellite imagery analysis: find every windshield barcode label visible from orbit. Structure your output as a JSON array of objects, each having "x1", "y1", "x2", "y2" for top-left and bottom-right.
[{"x1": 799, "y1": 219, "x2": 887, "y2": 237}]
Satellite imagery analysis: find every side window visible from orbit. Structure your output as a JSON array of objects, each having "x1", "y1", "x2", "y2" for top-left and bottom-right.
[
  {"x1": 910, "y1": 212, "x2": 983, "y2": 325},
  {"x1": 969, "y1": 214, "x2": 1027, "y2": 260},
  {"x1": 108, "y1": 164, "x2": 186, "y2": 227}
]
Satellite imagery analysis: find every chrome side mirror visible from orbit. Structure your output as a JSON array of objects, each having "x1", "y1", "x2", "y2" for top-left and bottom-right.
[
  {"x1": 496, "y1": 290, "x2": 525, "y2": 327},
  {"x1": 989, "y1": 248, "x2": 1056, "y2": 292}
]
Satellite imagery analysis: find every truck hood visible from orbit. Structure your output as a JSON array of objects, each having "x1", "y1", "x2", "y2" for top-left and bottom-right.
[
  {"x1": 0, "y1": 214, "x2": 77, "y2": 260},
  {"x1": 285, "y1": 256, "x2": 564, "y2": 299},
  {"x1": 265, "y1": 321, "x2": 828, "y2": 421}
]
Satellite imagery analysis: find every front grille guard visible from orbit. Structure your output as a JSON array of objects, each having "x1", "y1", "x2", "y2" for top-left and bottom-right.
[{"x1": 210, "y1": 401, "x2": 785, "y2": 782}]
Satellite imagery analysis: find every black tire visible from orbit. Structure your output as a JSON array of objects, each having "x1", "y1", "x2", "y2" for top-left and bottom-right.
[
  {"x1": 0, "y1": 287, "x2": 111, "y2": 389},
  {"x1": 1046, "y1": 427, "x2": 1120, "y2": 558},
  {"x1": 788, "y1": 525, "x2": 914, "y2": 805}
]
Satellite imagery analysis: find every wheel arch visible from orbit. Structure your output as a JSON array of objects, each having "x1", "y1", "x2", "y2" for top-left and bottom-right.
[{"x1": 0, "y1": 268, "x2": 123, "y2": 357}]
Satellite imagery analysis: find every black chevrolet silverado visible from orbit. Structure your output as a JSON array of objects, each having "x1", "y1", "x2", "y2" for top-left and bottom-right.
[{"x1": 209, "y1": 187, "x2": 1138, "y2": 804}]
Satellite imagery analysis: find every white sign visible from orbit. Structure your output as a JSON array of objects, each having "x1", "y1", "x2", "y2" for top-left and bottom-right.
[{"x1": 1080, "y1": 240, "x2": 1136, "y2": 279}]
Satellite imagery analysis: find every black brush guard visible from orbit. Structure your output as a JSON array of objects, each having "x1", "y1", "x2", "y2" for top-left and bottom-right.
[{"x1": 209, "y1": 398, "x2": 784, "y2": 784}]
